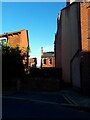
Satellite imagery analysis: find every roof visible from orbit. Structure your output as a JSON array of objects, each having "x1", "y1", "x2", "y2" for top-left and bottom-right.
[
  {"x1": 61, "y1": 1, "x2": 90, "y2": 12},
  {"x1": 0, "y1": 29, "x2": 27, "y2": 38},
  {"x1": 42, "y1": 52, "x2": 54, "y2": 58},
  {"x1": 61, "y1": 2, "x2": 79, "y2": 12}
]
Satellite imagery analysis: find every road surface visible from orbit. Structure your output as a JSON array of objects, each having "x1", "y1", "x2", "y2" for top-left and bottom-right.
[{"x1": 2, "y1": 92, "x2": 90, "y2": 119}]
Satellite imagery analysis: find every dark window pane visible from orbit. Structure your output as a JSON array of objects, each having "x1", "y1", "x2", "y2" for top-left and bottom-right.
[{"x1": 44, "y1": 59, "x2": 46, "y2": 64}]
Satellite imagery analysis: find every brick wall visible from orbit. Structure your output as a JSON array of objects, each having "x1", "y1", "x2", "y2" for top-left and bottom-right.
[
  {"x1": 8, "y1": 34, "x2": 21, "y2": 47},
  {"x1": 20, "y1": 30, "x2": 29, "y2": 49},
  {"x1": 80, "y1": 2, "x2": 90, "y2": 52},
  {"x1": 41, "y1": 57, "x2": 55, "y2": 68},
  {"x1": 88, "y1": 7, "x2": 90, "y2": 50},
  {"x1": 7, "y1": 30, "x2": 28, "y2": 49}
]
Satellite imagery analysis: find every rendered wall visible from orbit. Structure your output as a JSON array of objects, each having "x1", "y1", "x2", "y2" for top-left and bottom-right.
[{"x1": 61, "y1": 3, "x2": 80, "y2": 84}]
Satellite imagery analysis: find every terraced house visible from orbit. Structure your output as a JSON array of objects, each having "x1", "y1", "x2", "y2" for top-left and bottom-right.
[
  {"x1": 0, "y1": 29, "x2": 30, "y2": 71},
  {"x1": 41, "y1": 47, "x2": 55, "y2": 68}
]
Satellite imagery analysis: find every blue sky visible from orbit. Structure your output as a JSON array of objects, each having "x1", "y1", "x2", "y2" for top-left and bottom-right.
[{"x1": 2, "y1": 2, "x2": 66, "y2": 67}]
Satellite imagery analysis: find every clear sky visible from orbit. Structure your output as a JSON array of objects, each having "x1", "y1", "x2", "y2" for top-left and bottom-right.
[{"x1": 2, "y1": 2, "x2": 66, "y2": 67}]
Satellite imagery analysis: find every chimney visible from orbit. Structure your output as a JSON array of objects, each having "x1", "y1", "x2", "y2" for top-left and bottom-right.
[
  {"x1": 66, "y1": 0, "x2": 70, "y2": 6},
  {"x1": 41, "y1": 47, "x2": 44, "y2": 56},
  {"x1": 66, "y1": 0, "x2": 75, "y2": 6}
]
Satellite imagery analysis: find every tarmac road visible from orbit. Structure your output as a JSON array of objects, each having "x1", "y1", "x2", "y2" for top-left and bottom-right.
[{"x1": 2, "y1": 93, "x2": 90, "y2": 119}]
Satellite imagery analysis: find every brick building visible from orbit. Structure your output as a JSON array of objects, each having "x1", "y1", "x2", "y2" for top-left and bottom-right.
[
  {"x1": 0, "y1": 29, "x2": 30, "y2": 71},
  {"x1": 41, "y1": 47, "x2": 55, "y2": 68},
  {"x1": 55, "y1": 1, "x2": 90, "y2": 94},
  {"x1": 29, "y1": 57, "x2": 37, "y2": 68}
]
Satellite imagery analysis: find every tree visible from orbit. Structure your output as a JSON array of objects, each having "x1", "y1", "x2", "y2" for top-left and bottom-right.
[{"x1": 2, "y1": 42, "x2": 25, "y2": 80}]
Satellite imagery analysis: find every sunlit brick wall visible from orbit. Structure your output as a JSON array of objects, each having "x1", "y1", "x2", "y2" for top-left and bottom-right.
[
  {"x1": 80, "y1": 2, "x2": 90, "y2": 51},
  {"x1": 41, "y1": 57, "x2": 55, "y2": 68}
]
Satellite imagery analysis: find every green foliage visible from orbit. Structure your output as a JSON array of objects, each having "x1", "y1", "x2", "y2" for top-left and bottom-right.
[
  {"x1": 0, "y1": 40, "x2": 8, "y2": 48},
  {"x1": 26, "y1": 46, "x2": 31, "y2": 53},
  {"x1": 2, "y1": 44, "x2": 25, "y2": 79},
  {"x1": 15, "y1": 44, "x2": 20, "y2": 50}
]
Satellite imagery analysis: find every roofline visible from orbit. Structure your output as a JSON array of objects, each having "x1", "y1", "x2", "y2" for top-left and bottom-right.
[
  {"x1": 43, "y1": 52, "x2": 54, "y2": 53},
  {"x1": 0, "y1": 29, "x2": 28, "y2": 37},
  {"x1": 61, "y1": 2, "x2": 80, "y2": 12}
]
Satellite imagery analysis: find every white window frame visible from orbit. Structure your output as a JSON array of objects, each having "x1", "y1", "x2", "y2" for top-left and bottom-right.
[
  {"x1": 49, "y1": 58, "x2": 52, "y2": 65},
  {"x1": 0, "y1": 37, "x2": 7, "y2": 48}
]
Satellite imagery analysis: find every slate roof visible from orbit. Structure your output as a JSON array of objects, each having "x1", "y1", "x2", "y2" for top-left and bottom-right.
[{"x1": 42, "y1": 52, "x2": 54, "y2": 58}]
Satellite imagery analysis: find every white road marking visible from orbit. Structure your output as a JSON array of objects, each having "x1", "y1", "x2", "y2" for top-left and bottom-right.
[{"x1": 62, "y1": 94, "x2": 78, "y2": 106}]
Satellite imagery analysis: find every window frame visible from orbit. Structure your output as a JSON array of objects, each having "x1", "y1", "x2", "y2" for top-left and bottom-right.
[{"x1": 49, "y1": 58, "x2": 52, "y2": 65}]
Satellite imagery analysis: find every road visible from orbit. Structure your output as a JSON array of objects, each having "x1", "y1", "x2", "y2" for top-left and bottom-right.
[{"x1": 2, "y1": 92, "x2": 90, "y2": 119}]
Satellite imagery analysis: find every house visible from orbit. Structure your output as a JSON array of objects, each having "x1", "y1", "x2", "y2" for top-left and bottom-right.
[
  {"x1": 41, "y1": 47, "x2": 55, "y2": 68},
  {"x1": 29, "y1": 57, "x2": 37, "y2": 68},
  {"x1": 0, "y1": 29, "x2": 30, "y2": 71},
  {"x1": 55, "y1": 1, "x2": 90, "y2": 94}
]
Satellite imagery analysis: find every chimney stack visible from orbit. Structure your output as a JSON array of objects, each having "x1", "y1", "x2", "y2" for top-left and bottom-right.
[
  {"x1": 41, "y1": 47, "x2": 44, "y2": 56},
  {"x1": 66, "y1": 0, "x2": 70, "y2": 6},
  {"x1": 66, "y1": 0, "x2": 75, "y2": 6}
]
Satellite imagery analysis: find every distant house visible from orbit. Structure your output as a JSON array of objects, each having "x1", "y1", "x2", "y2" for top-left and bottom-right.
[
  {"x1": 41, "y1": 47, "x2": 55, "y2": 68},
  {"x1": 0, "y1": 29, "x2": 30, "y2": 71},
  {"x1": 55, "y1": 1, "x2": 90, "y2": 94},
  {"x1": 29, "y1": 57, "x2": 37, "y2": 68}
]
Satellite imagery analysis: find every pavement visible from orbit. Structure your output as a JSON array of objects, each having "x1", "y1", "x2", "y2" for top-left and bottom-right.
[{"x1": 60, "y1": 88, "x2": 90, "y2": 112}]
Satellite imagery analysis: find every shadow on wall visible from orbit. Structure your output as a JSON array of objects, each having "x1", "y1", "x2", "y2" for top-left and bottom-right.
[{"x1": 81, "y1": 52, "x2": 90, "y2": 96}]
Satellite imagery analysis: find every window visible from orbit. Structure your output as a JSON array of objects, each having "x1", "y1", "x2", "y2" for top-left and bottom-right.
[
  {"x1": 49, "y1": 58, "x2": 52, "y2": 64},
  {"x1": 0, "y1": 37, "x2": 7, "y2": 47},
  {"x1": 43, "y1": 59, "x2": 46, "y2": 64}
]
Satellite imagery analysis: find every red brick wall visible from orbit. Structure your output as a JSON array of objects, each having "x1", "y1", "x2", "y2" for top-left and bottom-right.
[
  {"x1": 41, "y1": 57, "x2": 55, "y2": 68},
  {"x1": 7, "y1": 30, "x2": 28, "y2": 49},
  {"x1": 88, "y1": 7, "x2": 90, "y2": 50},
  {"x1": 80, "y1": 2, "x2": 90, "y2": 52},
  {"x1": 8, "y1": 34, "x2": 21, "y2": 47}
]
